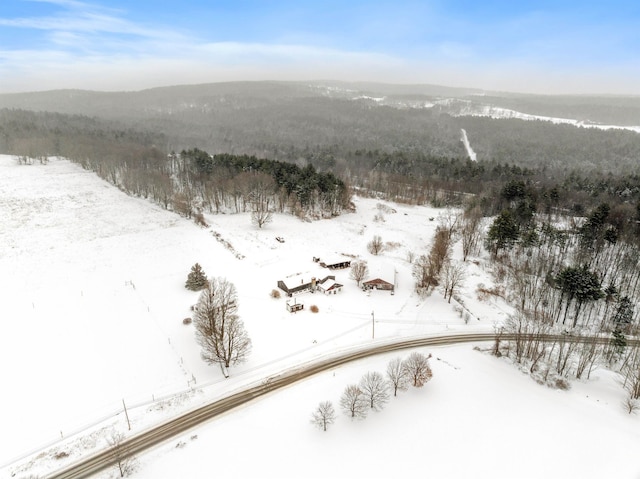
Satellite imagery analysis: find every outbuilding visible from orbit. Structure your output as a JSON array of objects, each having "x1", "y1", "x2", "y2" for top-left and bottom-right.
[
  {"x1": 315, "y1": 256, "x2": 352, "y2": 270},
  {"x1": 363, "y1": 278, "x2": 395, "y2": 292},
  {"x1": 318, "y1": 278, "x2": 343, "y2": 295},
  {"x1": 278, "y1": 274, "x2": 336, "y2": 297},
  {"x1": 286, "y1": 301, "x2": 304, "y2": 313}
]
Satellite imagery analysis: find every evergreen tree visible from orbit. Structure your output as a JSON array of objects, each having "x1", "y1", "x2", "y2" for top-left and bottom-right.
[
  {"x1": 612, "y1": 296, "x2": 634, "y2": 332},
  {"x1": 579, "y1": 202, "x2": 610, "y2": 254},
  {"x1": 185, "y1": 263, "x2": 208, "y2": 291},
  {"x1": 555, "y1": 265, "x2": 604, "y2": 327},
  {"x1": 485, "y1": 210, "x2": 520, "y2": 255},
  {"x1": 610, "y1": 329, "x2": 627, "y2": 362}
]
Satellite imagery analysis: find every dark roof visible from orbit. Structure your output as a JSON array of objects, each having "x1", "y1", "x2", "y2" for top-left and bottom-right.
[{"x1": 363, "y1": 278, "x2": 393, "y2": 286}]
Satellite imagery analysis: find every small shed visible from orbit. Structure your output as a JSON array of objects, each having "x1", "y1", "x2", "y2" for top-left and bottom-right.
[{"x1": 286, "y1": 301, "x2": 304, "y2": 313}]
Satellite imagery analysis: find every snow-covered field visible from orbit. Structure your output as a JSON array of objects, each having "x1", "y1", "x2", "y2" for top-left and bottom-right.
[
  {"x1": 432, "y1": 98, "x2": 640, "y2": 133},
  {"x1": 1, "y1": 156, "x2": 638, "y2": 478}
]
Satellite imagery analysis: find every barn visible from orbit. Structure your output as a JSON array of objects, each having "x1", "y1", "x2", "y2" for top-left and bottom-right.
[
  {"x1": 363, "y1": 278, "x2": 395, "y2": 291},
  {"x1": 314, "y1": 256, "x2": 352, "y2": 270},
  {"x1": 277, "y1": 274, "x2": 336, "y2": 297}
]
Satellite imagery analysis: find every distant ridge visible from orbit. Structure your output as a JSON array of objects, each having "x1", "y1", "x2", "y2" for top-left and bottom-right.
[
  {"x1": 2, "y1": 80, "x2": 640, "y2": 175},
  {"x1": 1, "y1": 80, "x2": 639, "y2": 126}
]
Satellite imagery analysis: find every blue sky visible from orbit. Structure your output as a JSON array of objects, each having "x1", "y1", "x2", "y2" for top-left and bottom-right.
[{"x1": 0, "y1": 0, "x2": 639, "y2": 94}]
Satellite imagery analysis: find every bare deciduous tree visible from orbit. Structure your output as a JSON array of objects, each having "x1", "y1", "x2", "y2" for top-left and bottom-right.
[
  {"x1": 248, "y1": 172, "x2": 275, "y2": 228},
  {"x1": 367, "y1": 235, "x2": 384, "y2": 255},
  {"x1": 460, "y1": 206, "x2": 483, "y2": 261},
  {"x1": 359, "y1": 371, "x2": 390, "y2": 410},
  {"x1": 406, "y1": 250, "x2": 416, "y2": 264},
  {"x1": 387, "y1": 357, "x2": 410, "y2": 396},
  {"x1": 251, "y1": 204, "x2": 273, "y2": 229},
  {"x1": 621, "y1": 345, "x2": 640, "y2": 400},
  {"x1": 107, "y1": 430, "x2": 136, "y2": 478},
  {"x1": 623, "y1": 395, "x2": 640, "y2": 415},
  {"x1": 442, "y1": 260, "x2": 466, "y2": 303},
  {"x1": 438, "y1": 209, "x2": 460, "y2": 239},
  {"x1": 492, "y1": 324, "x2": 505, "y2": 357},
  {"x1": 429, "y1": 226, "x2": 451, "y2": 277},
  {"x1": 574, "y1": 337, "x2": 602, "y2": 380},
  {"x1": 194, "y1": 277, "x2": 251, "y2": 376},
  {"x1": 403, "y1": 352, "x2": 433, "y2": 388},
  {"x1": 172, "y1": 192, "x2": 193, "y2": 218},
  {"x1": 311, "y1": 401, "x2": 336, "y2": 431},
  {"x1": 413, "y1": 226, "x2": 453, "y2": 294},
  {"x1": 412, "y1": 254, "x2": 436, "y2": 292},
  {"x1": 350, "y1": 260, "x2": 369, "y2": 287},
  {"x1": 340, "y1": 384, "x2": 368, "y2": 419},
  {"x1": 149, "y1": 171, "x2": 174, "y2": 209}
]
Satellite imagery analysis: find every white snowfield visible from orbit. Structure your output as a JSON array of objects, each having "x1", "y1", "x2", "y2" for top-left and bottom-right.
[
  {"x1": 1, "y1": 156, "x2": 639, "y2": 479},
  {"x1": 437, "y1": 99, "x2": 640, "y2": 133}
]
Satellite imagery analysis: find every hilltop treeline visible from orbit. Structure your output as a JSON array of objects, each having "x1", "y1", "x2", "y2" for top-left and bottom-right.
[
  {"x1": 342, "y1": 149, "x2": 640, "y2": 228},
  {"x1": 0, "y1": 109, "x2": 350, "y2": 218},
  {"x1": 3, "y1": 82, "x2": 640, "y2": 178},
  {"x1": 3, "y1": 104, "x2": 640, "y2": 227}
]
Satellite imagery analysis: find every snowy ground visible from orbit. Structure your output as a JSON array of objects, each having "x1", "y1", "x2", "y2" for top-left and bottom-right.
[
  {"x1": 134, "y1": 346, "x2": 640, "y2": 479},
  {"x1": 1, "y1": 156, "x2": 638, "y2": 478}
]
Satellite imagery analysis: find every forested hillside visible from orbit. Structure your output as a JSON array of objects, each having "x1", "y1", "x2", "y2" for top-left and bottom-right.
[
  {"x1": 3, "y1": 80, "x2": 640, "y2": 222},
  {"x1": 1, "y1": 81, "x2": 640, "y2": 175}
]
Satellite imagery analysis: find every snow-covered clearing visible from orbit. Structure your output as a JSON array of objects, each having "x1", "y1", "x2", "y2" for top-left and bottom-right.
[
  {"x1": 1, "y1": 156, "x2": 638, "y2": 478},
  {"x1": 432, "y1": 98, "x2": 640, "y2": 133},
  {"x1": 460, "y1": 128, "x2": 477, "y2": 162}
]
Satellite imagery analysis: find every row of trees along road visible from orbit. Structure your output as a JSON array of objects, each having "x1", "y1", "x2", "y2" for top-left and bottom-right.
[{"x1": 312, "y1": 352, "x2": 433, "y2": 431}]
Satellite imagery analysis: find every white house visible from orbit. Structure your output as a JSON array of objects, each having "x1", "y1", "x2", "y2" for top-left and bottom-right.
[{"x1": 317, "y1": 278, "x2": 343, "y2": 295}]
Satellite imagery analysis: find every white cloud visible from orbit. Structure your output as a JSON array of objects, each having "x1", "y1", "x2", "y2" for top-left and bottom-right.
[
  {"x1": 0, "y1": 1, "x2": 182, "y2": 44},
  {"x1": 2, "y1": 41, "x2": 639, "y2": 95},
  {"x1": 0, "y1": 1, "x2": 639, "y2": 94},
  {"x1": 0, "y1": 41, "x2": 410, "y2": 92}
]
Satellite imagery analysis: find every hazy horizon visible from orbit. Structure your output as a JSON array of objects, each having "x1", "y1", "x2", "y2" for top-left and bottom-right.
[{"x1": 1, "y1": 0, "x2": 639, "y2": 96}]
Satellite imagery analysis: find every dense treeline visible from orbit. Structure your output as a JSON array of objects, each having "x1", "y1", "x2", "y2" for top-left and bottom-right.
[
  {"x1": 178, "y1": 148, "x2": 350, "y2": 217},
  {"x1": 483, "y1": 183, "x2": 640, "y2": 399},
  {"x1": 4, "y1": 106, "x2": 640, "y2": 226},
  {"x1": 4, "y1": 102, "x2": 640, "y2": 207},
  {"x1": 342, "y1": 149, "x2": 640, "y2": 225},
  {"x1": 0, "y1": 109, "x2": 349, "y2": 218},
  {"x1": 0, "y1": 108, "x2": 166, "y2": 165},
  {"x1": 341, "y1": 149, "x2": 535, "y2": 208},
  {"x1": 457, "y1": 116, "x2": 640, "y2": 172},
  {"x1": 3, "y1": 82, "x2": 640, "y2": 179}
]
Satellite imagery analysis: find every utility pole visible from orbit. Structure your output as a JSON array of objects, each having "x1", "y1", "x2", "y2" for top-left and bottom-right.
[
  {"x1": 122, "y1": 399, "x2": 131, "y2": 431},
  {"x1": 372, "y1": 310, "x2": 375, "y2": 339}
]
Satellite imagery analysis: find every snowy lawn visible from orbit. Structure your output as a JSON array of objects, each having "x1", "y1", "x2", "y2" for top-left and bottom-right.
[
  {"x1": 129, "y1": 345, "x2": 640, "y2": 479},
  {"x1": 0, "y1": 156, "x2": 638, "y2": 478}
]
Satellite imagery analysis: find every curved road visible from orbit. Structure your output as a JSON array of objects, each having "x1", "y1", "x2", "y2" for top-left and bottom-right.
[{"x1": 45, "y1": 332, "x2": 619, "y2": 478}]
